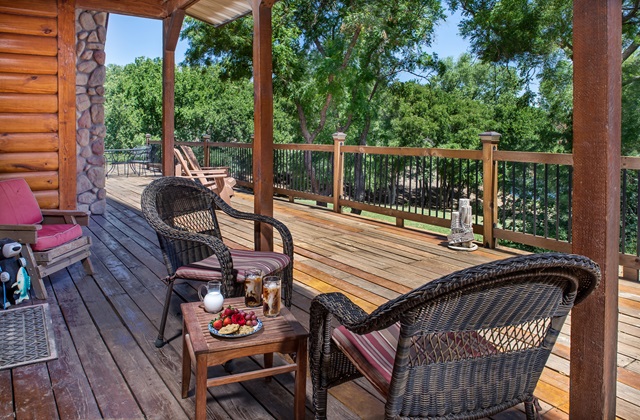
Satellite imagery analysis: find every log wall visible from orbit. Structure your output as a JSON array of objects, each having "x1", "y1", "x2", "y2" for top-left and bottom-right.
[
  {"x1": 0, "y1": 0, "x2": 63, "y2": 208},
  {"x1": 0, "y1": 0, "x2": 108, "y2": 213}
]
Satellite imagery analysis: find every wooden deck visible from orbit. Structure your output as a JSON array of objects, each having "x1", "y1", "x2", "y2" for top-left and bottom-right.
[{"x1": 2, "y1": 175, "x2": 639, "y2": 419}]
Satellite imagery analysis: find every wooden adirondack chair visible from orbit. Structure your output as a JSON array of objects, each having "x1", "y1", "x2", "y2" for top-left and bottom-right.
[
  {"x1": 0, "y1": 178, "x2": 93, "y2": 299},
  {"x1": 173, "y1": 148, "x2": 234, "y2": 204},
  {"x1": 180, "y1": 144, "x2": 236, "y2": 192}
]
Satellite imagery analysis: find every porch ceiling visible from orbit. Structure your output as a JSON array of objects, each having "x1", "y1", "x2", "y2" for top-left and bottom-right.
[
  {"x1": 186, "y1": 0, "x2": 251, "y2": 27},
  {"x1": 76, "y1": 0, "x2": 252, "y2": 26}
]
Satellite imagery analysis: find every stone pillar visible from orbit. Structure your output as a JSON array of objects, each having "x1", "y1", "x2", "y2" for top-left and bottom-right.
[{"x1": 75, "y1": 10, "x2": 108, "y2": 214}]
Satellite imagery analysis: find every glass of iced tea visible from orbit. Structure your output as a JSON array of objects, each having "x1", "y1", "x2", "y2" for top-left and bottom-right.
[
  {"x1": 262, "y1": 276, "x2": 281, "y2": 317},
  {"x1": 244, "y1": 269, "x2": 263, "y2": 307}
]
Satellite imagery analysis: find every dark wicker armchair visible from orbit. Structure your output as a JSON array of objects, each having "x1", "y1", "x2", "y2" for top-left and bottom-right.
[
  {"x1": 141, "y1": 176, "x2": 293, "y2": 347},
  {"x1": 309, "y1": 253, "x2": 600, "y2": 419}
]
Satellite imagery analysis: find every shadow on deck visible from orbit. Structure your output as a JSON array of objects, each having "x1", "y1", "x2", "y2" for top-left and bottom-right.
[{"x1": 1, "y1": 176, "x2": 639, "y2": 419}]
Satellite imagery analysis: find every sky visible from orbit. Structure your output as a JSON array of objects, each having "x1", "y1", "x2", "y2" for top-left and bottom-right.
[{"x1": 104, "y1": 10, "x2": 470, "y2": 67}]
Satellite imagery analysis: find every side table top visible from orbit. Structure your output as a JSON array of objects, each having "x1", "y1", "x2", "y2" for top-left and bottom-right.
[{"x1": 181, "y1": 297, "x2": 308, "y2": 355}]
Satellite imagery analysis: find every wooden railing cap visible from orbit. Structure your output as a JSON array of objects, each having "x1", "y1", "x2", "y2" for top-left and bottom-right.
[
  {"x1": 332, "y1": 132, "x2": 347, "y2": 141},
  {"x1": 480, "y1": 131, "x2": 501, "y2": 143}
]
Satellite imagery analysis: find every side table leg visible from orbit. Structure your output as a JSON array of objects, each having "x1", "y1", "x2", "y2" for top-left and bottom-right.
[
  {"x1": 181, "y1": 332, "x2": 191, "y2": 398},
  {"x1": 195, "y1": 354, "x2": 207, "y2": 420},
  {"x1": 264, "y1": 352, "x2": 274, "y2": 383},
  {"x1": 294, "y1": 338, "x2": 308, "y2": 420}
]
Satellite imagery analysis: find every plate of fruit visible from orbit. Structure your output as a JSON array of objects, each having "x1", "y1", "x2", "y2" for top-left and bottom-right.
[{"x1": 208, "y1": 306, "x2": 262, "y2": 338}]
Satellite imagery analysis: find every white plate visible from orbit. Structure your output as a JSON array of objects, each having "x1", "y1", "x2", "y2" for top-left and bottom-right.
[{"x1": 209, "y1": 319, "x2": 263, "y2": 338}]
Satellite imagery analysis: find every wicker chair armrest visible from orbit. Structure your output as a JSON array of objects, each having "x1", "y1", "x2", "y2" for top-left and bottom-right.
[
  {"x1": 310, "y1": 292, "x2": 372, "y2": 331},
  {"x1": 210, "y1": 193, "x2": 294, "y2": 261}
]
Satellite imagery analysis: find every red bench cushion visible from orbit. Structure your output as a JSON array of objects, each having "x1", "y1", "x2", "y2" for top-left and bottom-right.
[
  {"x1": 175, "y1": 249, "x2": 290, "y2": 281},
  {"x1": 0, "y1": 178, "x2": 43, "y2": 225},
  {"x1": 32, "y1": 224, "x2": 83, "y2": 251},
  {"x1": 332, "y1": 323, "x2": 498, "y2": 397}
]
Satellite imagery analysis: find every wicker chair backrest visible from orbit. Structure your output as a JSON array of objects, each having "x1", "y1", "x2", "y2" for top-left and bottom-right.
[
  {"x1": 373, "y1": 253, "x2": 600, "y2": 418},
  {"x1": 141, "y1": 177, "x2": 223, "y2": 275}
]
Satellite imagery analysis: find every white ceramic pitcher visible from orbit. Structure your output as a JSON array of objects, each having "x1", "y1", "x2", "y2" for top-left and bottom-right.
[{"x1": 198, "y1": 280, "x2": 224, "y2": 313}]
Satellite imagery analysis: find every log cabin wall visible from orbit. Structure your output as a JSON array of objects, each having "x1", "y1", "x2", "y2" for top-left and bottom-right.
[
  {"x1": 0, "y1": 0, "x2": 65, "y2": 208},
  {"x1": 0, "y1": 0, "x2": 107, "y2": 214}
]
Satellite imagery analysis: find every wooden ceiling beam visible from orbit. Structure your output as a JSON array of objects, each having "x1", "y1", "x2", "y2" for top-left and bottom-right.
[
  {"x1": 76, "y1": 0, "x2": 166, "y2": 19},
  {"x1": 164, "y1": 0, "x2": 199, "y2": 16},
  {"x1": 75, "y1": 0, "x2": 204, "y2": 20}
]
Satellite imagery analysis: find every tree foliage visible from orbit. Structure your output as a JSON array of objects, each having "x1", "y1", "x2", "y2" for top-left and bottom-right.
[
  {"x1": 182, "y1": 0, "x2": 445, "y2": 146},
  {"x1": 448, "y1": 0, "x2": 640, "y2": 154},
  {"x1": 376, "y1": 55, "x2": 552, "y2": 151},
  {"x1": 104, "y1": 57, "x2": 297, "y2": 148}
]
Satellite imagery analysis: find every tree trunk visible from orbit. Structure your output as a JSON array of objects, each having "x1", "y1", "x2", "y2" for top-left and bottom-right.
[
  {"x1": 304, "y1": 149, "x2": 320, "y2": 194},
  {"x1": 351, "y1": 118, "x2": 371, "y2": 215}
]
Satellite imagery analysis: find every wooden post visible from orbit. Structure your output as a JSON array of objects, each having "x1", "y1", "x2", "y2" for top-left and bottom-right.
[
  {"x1": 162, "y1": 10, "x2": 185, "y2": 177},
  {"x1": 252, "y1": 0, "x2": 275, "y2": 252},
  {"x1": 58, "y1": 0, "x2": 76, "y2": 209},
  {"x1": 332, "y1": 132, "x2": 346, "y2": 213},
  {"x1": 480, "y1": 131, "x2": 500, "y2": 248},
  {"x1": 145, "y1": 133, "x2": 151, "y2": 145},
  {"x1": 203, "y1": 134, "x2": 211, "y2": 167},
  {"x1": 570, "y1": 1, "x2": 621, "y2": 418}
]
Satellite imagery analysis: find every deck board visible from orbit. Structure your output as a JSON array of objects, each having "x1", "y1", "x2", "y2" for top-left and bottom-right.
[{"x1": 1, "y1": 175, "x2": 638, "y2": 419}]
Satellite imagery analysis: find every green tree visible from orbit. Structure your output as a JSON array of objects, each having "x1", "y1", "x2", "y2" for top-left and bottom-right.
[
  {"x1": 183, "y1": 1, "x2": 445, "y2": 145},
  {"x1": 105, "y1": 58, "x2": 298, "y2": 149},
  {"x1": 379, "y1": 55, "x2": 551, "y2": 151},
  {"x1": 447, "y1": 0, "x2": 640, "y2": 154},
  {"x1": 182, "y1": 0, "x2": 446, "y2": 198}
]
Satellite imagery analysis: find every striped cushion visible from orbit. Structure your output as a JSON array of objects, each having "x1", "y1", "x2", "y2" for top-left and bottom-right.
[
  {"x1": 175, "y1": 249, "x2": 290, "y2": 282},
  {"x1": 332, "y1": 323, "x2": 498, "y2": 397},
  {"x1": 333, "y1": 323, "x2": 400, "y2": 396}
]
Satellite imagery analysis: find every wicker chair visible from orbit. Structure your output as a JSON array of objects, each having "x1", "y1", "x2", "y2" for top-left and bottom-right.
[
  {"x1": 141, "y1": 176, "x2": 293, "y2": 347},
  {"x1": 309, "y1": 253, "x2": 600, "y2": 419}
]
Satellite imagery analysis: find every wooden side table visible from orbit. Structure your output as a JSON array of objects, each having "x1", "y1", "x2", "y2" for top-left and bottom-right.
[{"x1": 181, "y1": 297, "x2": 308, "y2": 420}]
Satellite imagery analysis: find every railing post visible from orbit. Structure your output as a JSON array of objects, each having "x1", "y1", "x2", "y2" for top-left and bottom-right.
[
  {"x1": 145, "y1": 133, "x2": 151, "y2": 145},
  {"x1": 481, "y1": 131, "x2": 501, "y2": 248},
  {"x1": 333, "y1": 132, "x2": 346, "y2": 213},
  {"x1": 203, "y1": 134, "x2": 211, "y2": 167}
]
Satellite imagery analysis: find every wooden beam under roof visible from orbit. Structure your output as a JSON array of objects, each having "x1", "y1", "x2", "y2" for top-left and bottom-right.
[{"x1": 76, "y1": 0, "x2": 167, "y2": 19}]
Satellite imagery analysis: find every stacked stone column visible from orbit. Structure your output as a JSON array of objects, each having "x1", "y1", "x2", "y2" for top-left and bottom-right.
[{"x1": 75, "y1": 10, "x2": 108, "y2": 214}]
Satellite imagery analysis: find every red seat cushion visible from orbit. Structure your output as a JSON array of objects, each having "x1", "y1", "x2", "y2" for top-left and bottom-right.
[
  {"x1": 175, "y1": 249, "x2": 290, "y2": 282},
  {"x1": 32, "y1": 224, "x2": 83, "y2": 251},
  {"x1": 0, "y1": 178, "x2": 43, "y2": 225},
  {"x1": 332, "y1": 323, "x2": 498, "y2": 397}
]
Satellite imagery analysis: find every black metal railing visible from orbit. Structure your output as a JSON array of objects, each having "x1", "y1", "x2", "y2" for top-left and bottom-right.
[
  {"x1": 146, "y1": 137, "x2": 640, "y2": 277},
  {"x1": 497, "y1": 161, "x2": 573, "y2": 243},
  {"x1": 342, "y1": 152, "x2": 483, "y2": 225}
]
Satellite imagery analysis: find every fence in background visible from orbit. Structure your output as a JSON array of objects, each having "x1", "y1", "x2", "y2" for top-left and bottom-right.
[{"x1": 148, "y1": 134, "x2": 640, "y2": 278}]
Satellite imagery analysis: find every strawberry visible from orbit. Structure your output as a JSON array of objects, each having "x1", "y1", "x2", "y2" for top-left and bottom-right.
[
  {"x1": 223, "y1": 316, "x2": 233, "y2": 326},
  {"x1": 231, "y1": 313, "x2": 246, "y2": 326},
  {"x1": 212, "y1": 319, "x2": 223, "y2": 330}
]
